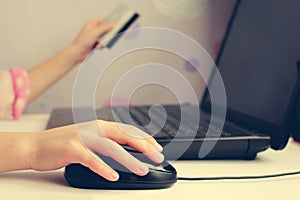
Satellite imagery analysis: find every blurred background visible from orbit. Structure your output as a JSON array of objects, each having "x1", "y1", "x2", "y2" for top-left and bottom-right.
[{"x1": 0, "y1": 0, "x2": 236, "y2": 113}]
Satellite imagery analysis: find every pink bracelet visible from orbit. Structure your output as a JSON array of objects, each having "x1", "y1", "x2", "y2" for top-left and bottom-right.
[{"x1": 9, "y1": 68, "x2": 30, "y2": 119}]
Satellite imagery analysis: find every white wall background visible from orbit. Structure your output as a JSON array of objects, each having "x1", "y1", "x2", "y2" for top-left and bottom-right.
[{"x1": 0, "y1": 0, "x2": 236, "y2": 113}]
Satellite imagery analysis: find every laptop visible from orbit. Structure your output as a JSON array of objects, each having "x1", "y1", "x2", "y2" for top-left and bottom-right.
[{"x1": 46, "y1": 0, "x2": 300, "y2": 160}]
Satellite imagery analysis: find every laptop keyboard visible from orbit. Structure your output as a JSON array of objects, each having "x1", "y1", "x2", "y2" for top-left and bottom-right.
[{"x1": 111, "y1": 105, "x2": 244, "y2": 140}]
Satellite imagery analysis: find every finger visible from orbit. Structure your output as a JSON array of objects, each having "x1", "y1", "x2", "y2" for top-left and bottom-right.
[
  {"x1": 73, "y1": 145, "x2": 119, "y2": 181},
  {"x1": 112, "y1": 123, "x2": 163, "y2": 152},
  {"x1": 127, "y1": 126, "x2": 163, "y2": 152},
  {"x1": 95, "y1": 121, "x2": 164, "y2": 163},
  {"x1": 90, "y1": 137, "x2": 149, "y2": 176},
  {"x1": 110, "y1": 123, "x2": 165, "y2": 163},
  {"x1": 143, "y1": 135, "x2": 164, "y2": 152},
  {"x1": 94, "y1": 16, "x2": 105, "y2": 25},
  {"x1": 95, "y1": 43, "x2": 102, "y2": 49},
  {"x1": 121, "y1": 135, "x2": 165, "y2": 163},
  {"x1": 96, "y1": 23, "x2": 114, "y2": 37}
]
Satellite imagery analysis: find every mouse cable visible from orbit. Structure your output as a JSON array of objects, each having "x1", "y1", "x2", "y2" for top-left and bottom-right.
[{"x1": 177, "y1": 170, "x2": 300, "y2": 181}]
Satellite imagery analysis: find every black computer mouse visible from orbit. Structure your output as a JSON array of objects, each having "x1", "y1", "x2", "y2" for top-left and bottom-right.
[{"x1": 64, "y1": 147, "x2": 177, "y2": 190}]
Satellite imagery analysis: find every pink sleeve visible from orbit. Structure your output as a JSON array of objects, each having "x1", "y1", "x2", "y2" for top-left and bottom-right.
[
  {"x1": 10, "y1": 68, "x2": 30, "y2": 119},
  {"x1": 0, "y1": 68, "x2": 30, "y2": 120}
]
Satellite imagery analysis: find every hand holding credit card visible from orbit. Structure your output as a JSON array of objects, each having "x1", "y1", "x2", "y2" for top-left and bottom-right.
[{"x1": 98, "y1": 3, "x2": 139, "y2": 48}]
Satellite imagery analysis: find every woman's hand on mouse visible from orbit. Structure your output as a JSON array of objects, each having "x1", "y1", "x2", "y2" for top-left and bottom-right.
[{"x1": 25, "y1": 120, "x2": 164, "y2": 182}]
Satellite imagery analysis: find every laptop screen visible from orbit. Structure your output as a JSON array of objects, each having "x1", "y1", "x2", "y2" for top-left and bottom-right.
[{"x1": 202, "y1": 0, "x2": 300, "y2": 147}]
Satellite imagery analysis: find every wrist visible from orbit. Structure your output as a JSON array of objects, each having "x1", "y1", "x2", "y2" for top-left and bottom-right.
[
  {"x1": 66, "y1": 39, "x2": 95, "y2": 65},
  {"x1": 62, "y1": 45, "x2": 84, "y2": 66},
  {"x1": 0, "y1": 132, "x2": 39, "y2": 172},
  {"x1": 22, "y1": 132, "x2": 40, "y2": 171}
]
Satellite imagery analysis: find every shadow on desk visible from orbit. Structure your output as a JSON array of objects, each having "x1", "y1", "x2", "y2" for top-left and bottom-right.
[{"x1": 0, "y1": 170, "x2": 68, "y2": 187}]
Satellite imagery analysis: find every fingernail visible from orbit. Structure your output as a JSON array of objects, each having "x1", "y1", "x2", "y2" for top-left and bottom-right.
[
  {"x1": 152, "y1": 152, "x2": 165, "y2": 163},
  {"x1": 110, "y1": 171, "x2": 119, "y2": 181},
  {"x1": 154, "y1": 143, "x2": 164, "y2": 152},
  {"x1": 96, "y1": 44, "x2": 102, "y2": 49},
  {"x1": 137, "y1": 164, "x2": 149, "y2": 176}
]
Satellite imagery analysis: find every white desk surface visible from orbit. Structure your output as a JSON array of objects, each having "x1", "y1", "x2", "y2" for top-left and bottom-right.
[{"x1": 1, "y1": 114, "x2": 300, "y2": 200}]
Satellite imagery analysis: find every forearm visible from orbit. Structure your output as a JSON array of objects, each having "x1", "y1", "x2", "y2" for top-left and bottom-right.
[
  {"x1": 27, "y1": 45, "x2": 82, "y2": 102},
  {"x1": 0, "y1": 132, "x2": 38, "y2": 172},
  {"x1": 26, "y1": 17, "x2": 113, "y2": 103}
]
